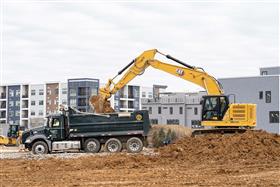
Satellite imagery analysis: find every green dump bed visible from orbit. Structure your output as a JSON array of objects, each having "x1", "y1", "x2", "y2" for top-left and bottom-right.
[{"x1": 67, "y1": 110, "x2": 150, "y2": 138}]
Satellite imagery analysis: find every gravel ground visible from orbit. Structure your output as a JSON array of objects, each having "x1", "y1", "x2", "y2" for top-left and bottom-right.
[{"x1": 0, "y1": 146, "x2": 156, "y2": 160}]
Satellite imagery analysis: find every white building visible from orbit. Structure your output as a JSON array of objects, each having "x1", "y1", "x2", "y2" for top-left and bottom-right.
[{"x1": 142, "y1": 91, "x2": 206, "y2": 127}]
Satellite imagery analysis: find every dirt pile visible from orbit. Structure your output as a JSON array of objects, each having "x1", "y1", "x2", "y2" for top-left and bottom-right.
[
  {"x1": 1, "y1": 130, "x2": 280, "y2": 186},
  {"x1": 160, "y1": 130, "x2": 280, "y2": 163}
]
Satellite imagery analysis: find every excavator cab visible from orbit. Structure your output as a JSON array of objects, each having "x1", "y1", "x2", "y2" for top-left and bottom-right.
[{"x1": 201, "y1": 95, "x2": 229, "y2": 121}]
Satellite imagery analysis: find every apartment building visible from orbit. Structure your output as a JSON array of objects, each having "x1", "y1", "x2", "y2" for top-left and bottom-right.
[
  {"x1": 218, "y1": 67, "x2": 280, "y2": 134},
  {"x1": 142, "y1": 92, "x2": 206, "y2": 127},
  {"x1": 68, "y1": 78, "x2": 99, "y2": 112},
  {"x1": 110, "y1": 85, "x2": 141, "y2": 112},
  {"x1": 0, "y1": 84, "x2": 30, "y2": 135}
]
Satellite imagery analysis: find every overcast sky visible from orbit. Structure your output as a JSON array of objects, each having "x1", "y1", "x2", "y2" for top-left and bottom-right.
[{"x1": 1, "y1": 0, "x2": 279, "y2": 92}]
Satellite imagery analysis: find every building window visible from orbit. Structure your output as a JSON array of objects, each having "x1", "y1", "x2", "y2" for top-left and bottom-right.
[
  {"x1": 15, "y1": 101, "x2": 20, "y2": 107},
  {"x1": 62, "y1": 99, "x2": 67, "y2": 105},
  {"x1": 261, "y1": 71, "x2": 268, "y2": 75},
  {"x1": 31, "y1": 89, "x2": 36, "y2": 95},
  {"x1": 269, "y1": 111, "x2": 279, "y2": 123},
  {"x1": 55, "y1": 88, "x2": 59, "y2": 95},
  {"x1": 39, "y1": 89, "x2": 44, "y2": 95},
  {"x1": 194, "y1": 107, "x2": 198, "y2": 115},
  {"x1": 169, "y1": 107, "x2": 173, "y2": 115},
  {"x1": 148, "y1": 92, "x2": 153, "y2": 98},
  {"x1": 15, "y1": 111, "x2": 20, "y2": 117},
  {"x1": 9, "y1": 111, "x2": 14, "y2": 117},
  {"x1": 91, "y1": 88, "x2": 98, "y2": 96},
  {"x1": 150, "y1": 119, "x2": 158, "y2": 124},
  {"x1": 47, "y1": 89, "x2": 51, "y2": 95},
  {"x1": 39, "y1": 110, "x2": 43, "y2": 116},
  {"x1": 70, "y1": 99, "x2": 76, "y2": 107},
  {"x1": 259, "y1": 91, "x2": 263, "y2": 99},
  {"x1": 9, "y1": 90, "x2": 14, "y2": 97},
  {"x1": 167, "y1": 119, "x2": 179, "y2": 125},
  {"x1": 31, "y1": 101, "x2": 36, "y2": 105},
  {"x1": 179, "y1": 107, "x2": 183, "y2": 114},
  {"x1": 158, "y1": 107, "x2": 161, "y2": 114},
  {"x1": 69, "y1": 89, "x2": 76, "y2": 97},
  {"x1": 39, "y1": 100, "x2": 44, "y2": 105},
  {"x1": 142, "y1": 92, "x2": 146, "y2": 98},
  {"x1": 9, "y1": 102, "x2": 14, "y2": 107},
  {"x1": 15, "y1": 90, "x2": 20, "y2": 96},
  {"x1": 47, "y1": 100, "x2": 51, "y2": 105},
  {"x1": 31, "y1": 111, "x2": 35, "y2": 116},
  {"x1": 148, "y1": 107, "x2": 152, "y2": 114},
  {"x1": 265, "y1": 91, "x2": 271, "y2": 103},
  {"x1": 78, "y1": 98, "x2": 87, "y2": 106},
  {"x1": 78, "y1": 87, "x2": 89, "y2": 96},
  {"x1": 62, "y1": 88, "x2": 67, "y2": 95}
]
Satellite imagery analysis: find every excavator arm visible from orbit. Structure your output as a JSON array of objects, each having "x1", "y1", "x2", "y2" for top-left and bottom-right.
[{"x1": 90, "y1": 49, "x2": 223, "y2": 113}]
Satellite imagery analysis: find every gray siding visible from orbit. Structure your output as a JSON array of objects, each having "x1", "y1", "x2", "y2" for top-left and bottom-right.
[{"x1": 219, "y1": 76, "x2": 280, "y2": 134}]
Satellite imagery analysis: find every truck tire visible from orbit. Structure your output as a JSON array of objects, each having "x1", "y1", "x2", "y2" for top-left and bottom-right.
[
  {"x1": 126, "y1": 137, "x2": 143, "y2": 153},
  {"x1": 105, "y1": 138, "x2": 122, "y2": 153},
  {"x1": 32, "y1": 141, "x2": 48, "y2": 154},
  {"x1": 84, "y1": 138, "x2": 101, "y2": 153}
]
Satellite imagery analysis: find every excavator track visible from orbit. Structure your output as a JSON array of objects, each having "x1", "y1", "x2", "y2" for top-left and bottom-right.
[{"x1": 191, "y1": 128, "x2": 252, "y2": 137}]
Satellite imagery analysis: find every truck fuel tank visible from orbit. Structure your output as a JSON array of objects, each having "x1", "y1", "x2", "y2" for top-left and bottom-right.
[{"x1": 52, "y1": 141, "x2": 81, "y2": 152}]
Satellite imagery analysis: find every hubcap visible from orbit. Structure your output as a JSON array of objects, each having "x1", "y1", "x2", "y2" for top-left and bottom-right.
[
  {"x1": 129, "y1": 141, "x2": 140, "y2": 152},
  {"x1": 108, "y1": 142, "x2": 119, "y2": 152},
  {"x1": 87, "y1": 141, "x2": 97, "y2": 152},
  {"x1": 35, "y1": 144, "x2": 45, "y2": 154}
]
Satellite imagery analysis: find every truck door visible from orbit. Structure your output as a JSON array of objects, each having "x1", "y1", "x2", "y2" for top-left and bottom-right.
[{"x1": 49, "y1": 117, "x2": 65, "y2": 141}]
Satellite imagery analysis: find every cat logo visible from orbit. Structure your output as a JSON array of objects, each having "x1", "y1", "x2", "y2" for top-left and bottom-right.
[
  {"x1": 176, "y1": 68, "x2": 184, "y2": 76},
  {"x1": 136, "y1": 114, "x2": 143, "y2": 121}
]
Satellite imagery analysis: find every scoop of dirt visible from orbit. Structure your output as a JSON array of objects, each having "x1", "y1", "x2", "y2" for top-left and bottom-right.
[{"x1": 89, "y1": 95, "x2": 114, "y2": 113}]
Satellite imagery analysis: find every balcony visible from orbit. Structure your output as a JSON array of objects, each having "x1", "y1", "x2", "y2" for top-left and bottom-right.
[
  {"x1": 119, "y1": 104, "x2": 128, "y2": 108},
  {"x1": 0, "y1": 103, "x2": 6, "y2": 109},
  {"x1": 0, "y1": 111, "x2": 6, "y2": 118},
  {"x1": 0, "y1": 93, "x2": 6, "y2": 99},
  {"x1": 128, "y1": 94, "x2": 135, "y2": 99},
  {"x1": 22, "y1": 93, "x2": 29, "y2": 98},
  {"x1": 21, "y1": 111, "x2": 28, "y2": 118},
  {"x1": 22, "y1": 100, "x2": 29, "y2": 108}
]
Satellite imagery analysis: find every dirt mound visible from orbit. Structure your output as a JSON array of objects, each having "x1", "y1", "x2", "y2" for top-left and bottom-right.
[
  {"x1": 160, "y1": 130, "x2": 280, "y2": 164},
  {"x1": 1, "y1": 130, "x2": 280, "y2": 186}
]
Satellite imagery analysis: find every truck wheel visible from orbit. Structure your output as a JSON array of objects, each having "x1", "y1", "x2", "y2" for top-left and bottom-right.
[
  {"x1": 84, "y1": 138, "x2": 101, "y2": 153},
  {"x1": 32, "y1": 141, "x2": 48, "y2": 154},
  {"x1": 105, "y1": 138, "x2": 122, "y2": 153},
  {"x1": 126, "y1": 137, "x2": 143, "y2": 153}
]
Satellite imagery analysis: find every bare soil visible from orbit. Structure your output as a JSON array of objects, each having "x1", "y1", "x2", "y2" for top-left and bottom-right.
[{"x1": 1, "y1": 130, "x2": 280, "y2": 187}]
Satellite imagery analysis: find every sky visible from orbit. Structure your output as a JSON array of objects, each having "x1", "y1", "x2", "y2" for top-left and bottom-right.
[{"x1": 0, "y1": 0, "x2": 279, "y2": 92}]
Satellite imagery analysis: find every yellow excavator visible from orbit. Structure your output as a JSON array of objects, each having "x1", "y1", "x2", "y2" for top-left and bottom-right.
[
  {"x1": 90, "y1": 49, "x2": 256, "y2": 134},
  {"x1": 0, "y1": 125, "x2": 22, "y2": 146}
]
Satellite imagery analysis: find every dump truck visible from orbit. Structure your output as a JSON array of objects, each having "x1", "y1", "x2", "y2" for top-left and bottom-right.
[{"x1": 22, "y1": 107, "x2": 150, "y2": 154}]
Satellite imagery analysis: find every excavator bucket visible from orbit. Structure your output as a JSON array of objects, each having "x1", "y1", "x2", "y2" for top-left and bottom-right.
[{"x1": 89, "y1": 95, "x2": 115, "y2": 113}]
